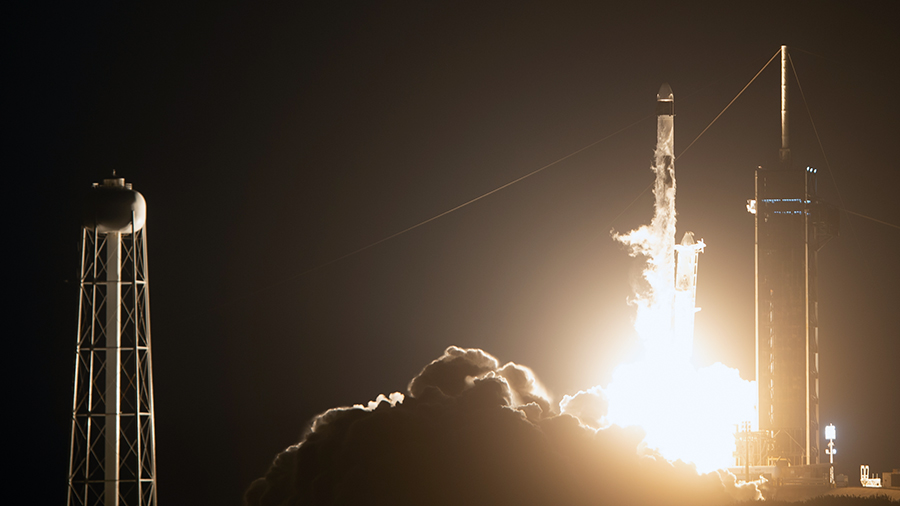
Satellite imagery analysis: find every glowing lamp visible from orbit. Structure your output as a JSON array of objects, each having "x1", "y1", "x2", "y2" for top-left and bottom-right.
[{"x1": 825, "y1": 424, "x2": 836, "y2": 440}]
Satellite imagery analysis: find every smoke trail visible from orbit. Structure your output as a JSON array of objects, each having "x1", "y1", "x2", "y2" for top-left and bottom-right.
[{"x1": 612, "y1": 95, "x2": 679, "y2": 357}]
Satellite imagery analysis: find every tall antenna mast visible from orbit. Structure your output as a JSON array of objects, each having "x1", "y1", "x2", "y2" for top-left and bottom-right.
[{"x1": 779, "y1": 45, "x2": 791, "y2": 166}]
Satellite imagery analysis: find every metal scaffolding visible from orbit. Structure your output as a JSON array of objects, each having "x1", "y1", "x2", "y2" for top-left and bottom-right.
[
  {"x1": 68, "y1": 177, "x2": 158, "y2": 506},
  {"x1": 749, "y1": 46, "x2": 839, "y2": 466}
]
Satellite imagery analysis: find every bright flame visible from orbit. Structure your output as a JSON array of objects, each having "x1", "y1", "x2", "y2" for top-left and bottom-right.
[
  {"x1": 567, "y1": 97, "x2": 757, "y2": 473},
  {"x1": 604, "y1": 356, "x2": 756, "y2": 473}
]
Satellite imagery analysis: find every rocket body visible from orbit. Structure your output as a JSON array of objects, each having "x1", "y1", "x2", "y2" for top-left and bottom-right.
[
  {"x1": 614, "y1": 83, "x2": 703, "y2": 361},
  {"x1": 654, "y1": 83, "x2": 677, "y2": 354},
  {"x1": 674, "y1": 232, "x2": 705, "y2": 359},
  {"x1": 656, "y1": 83, "x2": 675, "y2": 189}
]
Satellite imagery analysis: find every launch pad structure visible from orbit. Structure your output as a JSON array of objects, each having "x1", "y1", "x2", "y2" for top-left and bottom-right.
[{"x1": 735, "y1": 46, "x2": 839, "y2": 483}]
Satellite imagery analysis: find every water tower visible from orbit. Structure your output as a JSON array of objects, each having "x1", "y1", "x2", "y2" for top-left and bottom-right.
[{"x1": 67, "y1": 175, "x2": 158, "y2": 505}]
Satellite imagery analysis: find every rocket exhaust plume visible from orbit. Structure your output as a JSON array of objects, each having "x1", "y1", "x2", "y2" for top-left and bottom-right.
[
  {"x1": 595, "y1": 84, "x2": 756, "y2": 473},
  {"x1": 246, "y1": 85, "x2": 764, "y2": 505}
]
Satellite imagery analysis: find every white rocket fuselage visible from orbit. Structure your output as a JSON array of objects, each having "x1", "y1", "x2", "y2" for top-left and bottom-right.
[
  {"x1": 653, "y1": 83, "x2": 677, "y2": 328},
  {"x1": 654, "y1": 83, "x2": 704, "y2": 359},
  {"x1": 656, "y1": 83, "x2": 675, "y2": 179},
  {"x1": 655, "y1": 83, "x2": 675, "y2": 237},
  {"x1": 674, "y1": 232, "x2": 705, "y2": 358},
  {"x1": 621, "y1": 83, "x2": 704, "y2": 360}
]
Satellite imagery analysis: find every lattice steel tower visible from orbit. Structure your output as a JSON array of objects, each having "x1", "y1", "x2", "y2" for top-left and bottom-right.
[
  {"x1": 750, "y1": 46, "x2": 839, "y2": 466},
  {"x1": 68, "y1": 175, "x2": 158, "y2": 505}
]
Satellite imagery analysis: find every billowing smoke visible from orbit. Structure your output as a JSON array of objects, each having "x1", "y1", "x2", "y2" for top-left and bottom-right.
[
  {"x1": 246, "y1": 88, "x2": 763, "y2": 505},
  {"x1": 245, "y1": 346, "x2": 762, "y2": 506}
]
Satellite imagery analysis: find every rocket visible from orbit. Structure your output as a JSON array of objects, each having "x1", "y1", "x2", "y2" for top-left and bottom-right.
[
  {"x1": 656, "y1": 83, "x2": 675, "y2": 185},
  {"x1": 656, "y1": 82, "x2": 674, "y2": 115},
  {"x1": 655, "y1": 82, "x2": 705, "y2": 359},
  {"x1": 673, "y1": 230, "x2": 705, "y2": 361}
]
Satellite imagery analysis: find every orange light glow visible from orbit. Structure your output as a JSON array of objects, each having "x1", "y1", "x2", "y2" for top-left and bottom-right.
[{"x1": 563, "y1": 94, "x2": 757, "y2": 473}]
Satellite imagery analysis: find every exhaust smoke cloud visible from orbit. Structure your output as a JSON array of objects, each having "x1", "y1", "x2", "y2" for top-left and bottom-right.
[
  {"x1": 246, "y1": 347, "x2": 762, "y2": 506},
  {"x1": 247, "y1": 84, "x2": 761, "y2": 504}
]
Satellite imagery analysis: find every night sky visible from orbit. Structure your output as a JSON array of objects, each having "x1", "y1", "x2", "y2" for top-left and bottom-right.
[{"x1": 13, "y1": 2, "x2": 899, "y2": 504}]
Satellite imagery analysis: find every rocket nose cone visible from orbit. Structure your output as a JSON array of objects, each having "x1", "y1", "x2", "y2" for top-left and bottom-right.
[{"x1": 657, "y1": 83, "x2": 673, "y2": 101}]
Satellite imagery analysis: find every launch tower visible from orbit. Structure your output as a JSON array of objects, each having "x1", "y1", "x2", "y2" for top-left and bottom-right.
[
  {"x1": 750, "y1": 46, "x2": 839, "y2": 466},
  {"x1": 67, "y1": 175, "x2": 158, "y2": 506}
]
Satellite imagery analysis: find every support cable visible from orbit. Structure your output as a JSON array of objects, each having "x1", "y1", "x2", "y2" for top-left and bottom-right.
[
  {"x1": 789, "y1": 54, "x2": 847, "y2": 211},
  {"x1": 787, "y1": 54, "x2": 886, "y2": 261},
  {"x1": 787, "y1": 55, "x2": 895, "y2": 231},
  {"x1": 245, "y1": 115, "x2": 652, "y2": 296},
  {"x1": 609, "y1": 48, "x2": 782, "y2": 229},
  {"x1": 677, "y1": 48, "x2": 781, "y2": 161},
  {"x1": 245, "y1": 48, "x2": 784, "y2": 297},
  {"x1": 840, "y1": 208, "x2": 900, "y2": 230}
]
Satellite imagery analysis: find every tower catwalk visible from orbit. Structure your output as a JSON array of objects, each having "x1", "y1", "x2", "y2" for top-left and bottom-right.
[
  {"x1": 750, "y1": 46, "x2": 839, "y2": 466},
  {"x1": 68, "y1": 176, "x2": 158, "y2": 506}
]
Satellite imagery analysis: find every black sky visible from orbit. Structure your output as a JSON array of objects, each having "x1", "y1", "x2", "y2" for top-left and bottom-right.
[{"x1": 12, "y1": 1, "x2": 900, "y2": 504}]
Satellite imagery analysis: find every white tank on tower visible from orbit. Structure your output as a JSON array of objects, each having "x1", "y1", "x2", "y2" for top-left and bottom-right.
[{"x1": 83, "y1": 176, "x2": 147, "y2": 233}]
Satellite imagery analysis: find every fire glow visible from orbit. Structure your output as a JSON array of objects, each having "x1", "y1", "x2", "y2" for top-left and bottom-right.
[{"x1": 562, "y1": 84, "x2": 757, "y2": 474}]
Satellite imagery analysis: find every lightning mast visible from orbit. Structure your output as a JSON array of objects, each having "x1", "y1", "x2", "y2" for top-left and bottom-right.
[{"x1": 67, "y1": 175, "x2": 158, "y2": 506}]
